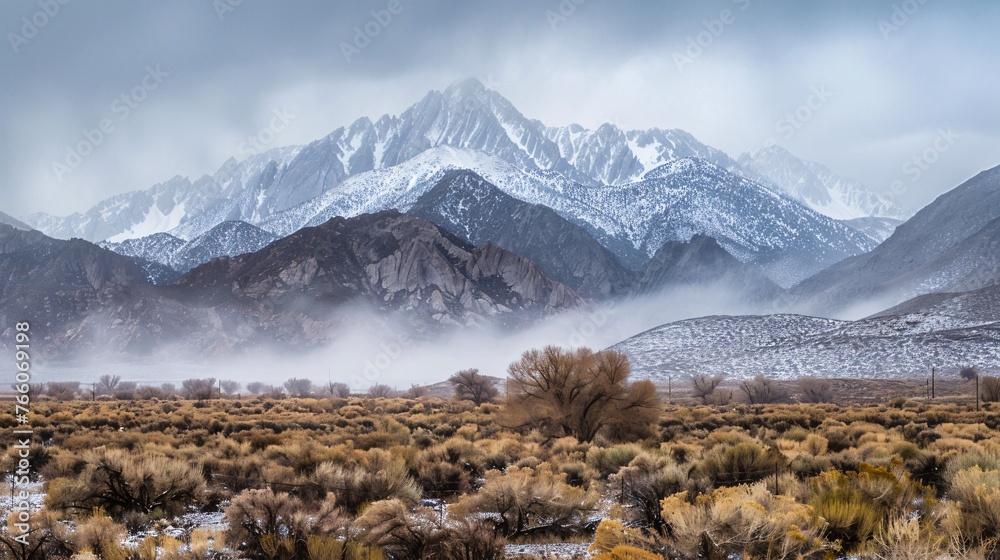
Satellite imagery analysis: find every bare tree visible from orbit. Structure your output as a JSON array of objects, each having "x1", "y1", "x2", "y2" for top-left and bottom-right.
[
  {"x1": 960, "y1": 366, "x2": 981, "y2": 381},
  {"x1": 181, "y1": 378, "x2": 216, "y2": 400},
  {"x1": 368, "y1": 384, "x2": 394, "y2": 399},
  {"x1": 981, "y1": 376, "x2": 1000, "y2": 403},
  {"x1": 503, "y1": 346, "x2": 660, "y2": 442},
  {"x1": 245, "y1": 382, "x2": 268, "y2": 395},
  {"x1": 691, "y1": 374, "x2": 724, "y2": 404},
  {"x1": 45, "y1": 382, "x2": 80, "y2": 401},
  {"x1": 96, "y1": 374, "x2": 121, "y2": 396},
  {"x1": 283, "y1": 378, "x2": 314, "y2": 398},
  {"x1": 405, "y1": 384, "x2": 429, "y2": 399},
  {"x1": 113, "y1": 381, "x2": 138, "y2": 400},
  {"x1": 739, "y1": 375, "x2": 788, "y2": 404},
  {"x1": 449, "y1": 369, "x2": 499, "y2": 406},
  {"x1": 324, "y1": 381, "x2": 351, "y2": 398},
  {"x1": 219, "y1": 380, "x2": 242, "y2": 396},
  {"x1": 798, "y1": 377, "x2": 833, "y2": 403}
]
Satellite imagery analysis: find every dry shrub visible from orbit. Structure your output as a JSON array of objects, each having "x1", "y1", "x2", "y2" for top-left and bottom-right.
[
  {"x1": 47, "y1": 448, "x2": 205, "y2": 519},
  {"x1": 0, "y1": 509, "x2": 74, "y2": 560},
  {"x1": 586, "y1": 444, "x2": 644, "y2": 479},
  {"x1": 592, "y1": 545, "x2": 664, "y2": 560},
  {"x1": 872, "y1": 516, "x2": 946, "y2": 560},
  {"x1": 942, "y1": 467, "x2": 1000, "y2": 550},
  {"x1": 610, "y1": 454, "x2": 689, "y2": 535},
  {"x1": 698, "y1": 441, "x2": 784, "y2": 487},
  {"x1": 312, "y1": 448, "x2": 421, "y2": 514},
  {"x1": 72, "y1": 510, "x2": 128, "y2": 560},
  {"x1": 223, "y1": 488, "x2": 347, "y2": 560},
  {"x1": 810, "y1": 464, "x2": 929, "y2": 552},
  {"x1": 451, "y1": 464, "x2": 596, "y2": 539},
  {"x1": 660, "y1": 484, "x2": 827, "y2": 559},
  {"x1": 353, "y1": 500, "x2": 503, "y2": 560}
]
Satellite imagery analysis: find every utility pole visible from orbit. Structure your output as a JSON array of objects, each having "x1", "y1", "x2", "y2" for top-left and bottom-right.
[
  {"x1": 668, "y1": 376, "x2": 672, "y2": 404},
  {"x1": 931, "y1": 367, "x2": 936, "y2": 399},
  {"x1": 977, "y1": 373, "x2": 981, "y2": 412}
]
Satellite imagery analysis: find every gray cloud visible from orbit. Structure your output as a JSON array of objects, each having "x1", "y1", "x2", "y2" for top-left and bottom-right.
[{"x1": 2, "y1": 0, "x2": 998, "y2": 216}]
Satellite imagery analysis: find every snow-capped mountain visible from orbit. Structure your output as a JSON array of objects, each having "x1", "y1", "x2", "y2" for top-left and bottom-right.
[
  {"x1": 101, "y1": 221, "x2": 277, "y2": 282},
  {"x1": 24, "y1": 78, "x2": 876, "y2": 287},
  {"x1": 738, "y1": 145, "x2": 910, "y2": 222}
]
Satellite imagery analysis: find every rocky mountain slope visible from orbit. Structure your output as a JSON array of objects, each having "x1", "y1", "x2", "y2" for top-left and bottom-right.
[
  {"x1": 794, "y1": 164, "x2": 1000, "y2": 314},
  {"x1": 408, "y1": 170, "x2": 634, "y2": 298},
  {"x1": 4, "y1": 212, "x2": 583, "y2": 360},
  {"x1": 0, "y1": 211, "x2": 32, "y2": 231},
  {"x1": 633, "y1": 235, "x2": 783, "y2": 303},
  {"x1": 0, "y1": 224, "x2": 151, "y2": 344}
]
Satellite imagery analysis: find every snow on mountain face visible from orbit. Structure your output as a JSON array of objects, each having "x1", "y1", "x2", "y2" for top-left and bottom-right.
[
  {"x1": 544, "y1": 124, "x2": 736, "y2": 185},
  {"x1": 25, "y1": 78, "x2": 874, "y2": 285},
  {"x1": 738, "y1": 145, "x2": 910, "y2": 221},
  {"x1": 613, "y1": 312, "x2": 1000, "y2": 380},
  {"x1": 261, "y1": 149, "x2": 873, "y2": 286},
  {"x1": 101, "y1": 221, "x2": 277, "y2": 280}
]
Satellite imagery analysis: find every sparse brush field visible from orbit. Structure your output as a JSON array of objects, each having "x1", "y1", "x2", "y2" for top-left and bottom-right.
[{"x1": 4, "y1": 359, "x2": 1000, "y2": 559}]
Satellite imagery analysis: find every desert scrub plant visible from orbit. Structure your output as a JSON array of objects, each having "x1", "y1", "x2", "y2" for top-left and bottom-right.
[
  {"x1": 589, "y1": 520, "x2": 660, "y2": 558},
  {"x1": 45, "y1": 448, "x2": 206, "y2": 520},
  {"x1": 659, "y1": 484, "x2": 827, "y2": 559},
  {"x1": 353, "y1": 500, "x2": 504, "y2": 560},
  {"x1": 312, "y1": 448, "x2": 421, "y2": 514},
  {"x1": 697, "y1": 441, "x2": 785, "y2": 487},
  {"x1": 71, "y1": 509, "x2": 128, "y2": 560},
  {"x1": 810, "y1": 464, "x2": 931, "y2": 552},
  {"x1": 586, "y1": 444, "x2": 644, "y2": 479},
  {"x1": 223, "y1": 488, "x2": 348, "y2": 560},
  {"x1": 450, "y1": 464, "x2": 596, "y2": 539},
  {"x1": 941, "y1": 466, "x2": 1000, "y2": 551},
  {"x1": 0, "y1": 509, "x2": 74, "y2": 560},
  {"x1": 610, "y1": 453, "x2": 690, "y2": 535}
]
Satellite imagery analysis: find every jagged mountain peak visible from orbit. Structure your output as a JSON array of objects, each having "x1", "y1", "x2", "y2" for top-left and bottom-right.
[{"x1": 738, "y1": 144, "x2": 909, "y2": 221}]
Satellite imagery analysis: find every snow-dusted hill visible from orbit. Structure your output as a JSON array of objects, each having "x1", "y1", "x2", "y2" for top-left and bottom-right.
[
  {"x1": 101, "y1": 221, "x2": 277, "y2": 281},
  {"x1": 612, "y1": 312, "x2": 1000, "y2": 380},
  {"x1": 738, "y1": 145, "x2": 909, "y2": 221}
]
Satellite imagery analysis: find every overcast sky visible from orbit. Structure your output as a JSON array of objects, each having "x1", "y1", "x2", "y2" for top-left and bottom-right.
[{"x1": 2, "y1": 0, "x2": 998, "y2": 217}]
